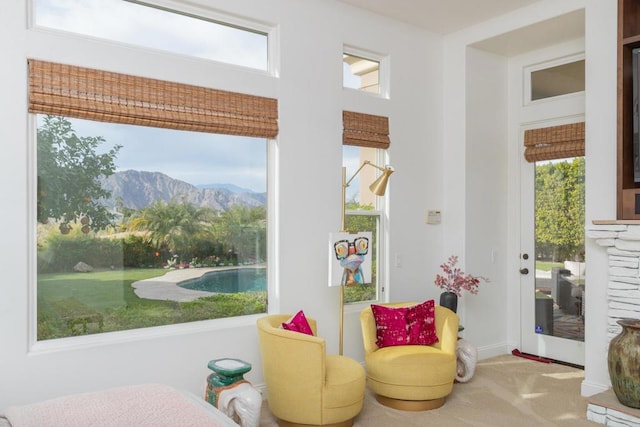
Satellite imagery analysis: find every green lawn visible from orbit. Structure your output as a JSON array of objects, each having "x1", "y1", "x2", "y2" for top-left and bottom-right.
[
  {"x1": 38, "y1": 268, "x2": 166, "y2": 310},
  {"x1": 37, "y1": 268, "x2": 266, "y2": 340},
  {"x1": 535, "y1": 261, "x2": 564, "y2": 272}
]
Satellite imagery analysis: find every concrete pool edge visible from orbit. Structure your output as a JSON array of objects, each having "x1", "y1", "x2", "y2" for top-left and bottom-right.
[{"x1": 132, "y1": 265, "x2": 265, "y2": 302}]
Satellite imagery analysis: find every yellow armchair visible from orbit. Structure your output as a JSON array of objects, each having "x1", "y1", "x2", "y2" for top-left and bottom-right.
[
  {"x1": 257, "y1": 314, "x2": 365, "y2": 427},
  {"x1": 360, "y1": 302, "x2": 459, "y2": 411}
]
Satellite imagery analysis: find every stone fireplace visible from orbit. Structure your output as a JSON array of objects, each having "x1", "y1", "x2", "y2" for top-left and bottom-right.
[{"x1": 586, "y1": 222, "x2": 640, "y2": 425}]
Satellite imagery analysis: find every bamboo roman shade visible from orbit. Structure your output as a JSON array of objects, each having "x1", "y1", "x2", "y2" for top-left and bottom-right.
[
  {"x1": 28, "y1": 59, "x2": 278, "y2": 138},
  {"x1": 343, "y1": 111, "x2": 390, "y2": 149},
  {"x1": 523, "y1": 122, "x2": 584, "y2": 162}
]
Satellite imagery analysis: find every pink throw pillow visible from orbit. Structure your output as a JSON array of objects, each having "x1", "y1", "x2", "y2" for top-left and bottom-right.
[
  {"x1": 406, "y1": 300, "x2": 439, "y2": 345},
  {"x1": 371, "y1": 304, "x2": 409, "y2": 348},
  {"x1": 281, "y1": 310, "x2": 313, "y2": 335}
]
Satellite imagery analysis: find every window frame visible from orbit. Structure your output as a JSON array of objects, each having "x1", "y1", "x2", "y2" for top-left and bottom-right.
[
  {"x1": 29, "y1": 0, "x2": 279, "y2": 76},
  {"x1": 342, "y1": 146, "x2": 389, "y2": 307},
  {"x1": 523, "y1": 53, "x2": 585, "y2": 106},
  {"x1": 343, "y1": 210, "x2": 384, "y2": 302},
  {"x1": 25, "y1": 0, "x2": 279, "y2": 353},
  {"x1": 343, "y1": 45, "x2": 389, "y2": 99},
  {"x1": 29, "y1": 114, "x2": 277, "y2": 353}
]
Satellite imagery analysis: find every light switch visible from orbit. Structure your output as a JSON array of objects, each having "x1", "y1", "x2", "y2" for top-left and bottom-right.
[{"x1": 426, "y1": 210, "x2": 441, "y2": 224}]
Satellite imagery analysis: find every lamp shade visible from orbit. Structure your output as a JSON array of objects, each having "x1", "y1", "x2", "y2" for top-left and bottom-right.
[{"x1": 369, "y1": 167, "x2": 394, "y2": 196}]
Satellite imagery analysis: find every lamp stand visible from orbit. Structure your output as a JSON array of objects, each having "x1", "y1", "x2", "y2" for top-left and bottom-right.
[{"x1": 340, "y1": 166, "x2": 347, "y2": 356}]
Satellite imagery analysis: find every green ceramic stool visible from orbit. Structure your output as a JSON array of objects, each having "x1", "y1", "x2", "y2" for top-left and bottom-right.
[{"x1": 205, "y1": 358, "x2": 261, "y2": 427}]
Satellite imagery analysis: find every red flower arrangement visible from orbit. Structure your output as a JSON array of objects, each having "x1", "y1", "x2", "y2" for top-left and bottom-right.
[{"x1": 434, "y1": 255, "x2": 489, "y2": 297}]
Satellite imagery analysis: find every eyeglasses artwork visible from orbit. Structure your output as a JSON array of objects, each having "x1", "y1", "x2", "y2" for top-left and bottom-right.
[{"x1": 334, "y1": 237, "x2": 369, "y2": 286}]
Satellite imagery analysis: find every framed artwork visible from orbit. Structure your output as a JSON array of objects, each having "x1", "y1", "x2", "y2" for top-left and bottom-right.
[{"x1": 328, "y1": 231, "x2": 372, "y2": 287}]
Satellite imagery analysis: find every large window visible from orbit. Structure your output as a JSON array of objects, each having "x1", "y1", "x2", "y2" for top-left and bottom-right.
[
  {"x1": 342, "y1": 145, "x2": 385, "y2": 303},
  {"x1": 36, "y1": 115, "x2": 268, "y2": 340},
  {"x1": 29, "y1": 3, "x2": 277, "y2": 340},
  {"x1": 33, "y1": 0, "x2": 270, "y2": 71}
]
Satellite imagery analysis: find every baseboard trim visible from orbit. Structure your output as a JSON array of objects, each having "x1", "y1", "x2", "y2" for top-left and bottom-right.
[
  {"x1": 582, "y1": 379, "x2": 610, "y2": 397},
  {"x1": 476, "y1": 342, "x2": 510, "y2": 360}
]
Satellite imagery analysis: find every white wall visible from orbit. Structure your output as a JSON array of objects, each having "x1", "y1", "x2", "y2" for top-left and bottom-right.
[
  {"x1": 0, "y1": 0, "x2": 444, "y2": 406},
  {"x1": 464, "y1": 46, "x2": 509, "y2": 357},
  {"x1": 582, "y1": 0, "x2": 618, "y2": 395}
]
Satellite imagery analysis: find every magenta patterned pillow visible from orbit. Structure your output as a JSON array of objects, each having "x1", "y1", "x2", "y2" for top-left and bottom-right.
[
  {"x1": 371, "y1": 304, "x2": 409, "y2": 347},
  {"x1": 281, "y1": 310, "x2": 313, "y2": 335},
  {"x1": 406, "y1": 300, "x2": 439, "y2": 345}
]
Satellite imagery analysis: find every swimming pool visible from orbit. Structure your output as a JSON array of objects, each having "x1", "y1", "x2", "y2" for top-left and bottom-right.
[{"x1": 178, "y1": 268, "x2": 266, "y2": 293}]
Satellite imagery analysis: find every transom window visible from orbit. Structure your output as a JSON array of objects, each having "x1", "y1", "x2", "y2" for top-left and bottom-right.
[
  {"x1": 527, "y1": 57, "x2": 585, "y2": 102},
  {"x1": 33, "y1": 0, "x2": 270, "y2": 71},
  {"x1": 343, "y1": 47, "x2": 387, "y2": 96}
]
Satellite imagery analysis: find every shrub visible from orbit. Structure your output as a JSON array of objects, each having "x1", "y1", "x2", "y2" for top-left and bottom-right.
[
  {"x1": 37, "y1": 234, "x2": 123, "y2": 273},
  {"x1": 121, "y1": 235, "x2": 164, "y2": 268}
]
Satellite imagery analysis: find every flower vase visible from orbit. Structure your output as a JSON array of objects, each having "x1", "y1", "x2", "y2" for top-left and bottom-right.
[
  {"x1": 608, "y1": 318, "x2": 640, "y2": 408},
  {"x1": 439, "y1": 291, "x2": 458, "y2": 313}
]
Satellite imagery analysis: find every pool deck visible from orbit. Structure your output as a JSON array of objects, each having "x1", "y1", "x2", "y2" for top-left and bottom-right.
[{"x1": 132, "y1": 266, "x2": 253, "y2": 302}]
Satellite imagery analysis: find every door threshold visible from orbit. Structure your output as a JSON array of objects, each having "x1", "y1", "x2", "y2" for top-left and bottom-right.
[{"x1": 512, "y1": 348, "x2": 584, "y2": 369}]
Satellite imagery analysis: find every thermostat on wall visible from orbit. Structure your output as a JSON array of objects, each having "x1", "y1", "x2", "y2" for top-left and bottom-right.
[{"x1": 426, "y1": 210, "x2": 441, "y2": 224}]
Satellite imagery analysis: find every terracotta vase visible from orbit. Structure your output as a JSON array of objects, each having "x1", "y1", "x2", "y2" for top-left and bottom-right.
[
  {"x1": 608, "y1": 318, "x2": 640, "y2": 408},
  {"x1": 439, "y1": 291, "x2": 458, "y2": 313}
]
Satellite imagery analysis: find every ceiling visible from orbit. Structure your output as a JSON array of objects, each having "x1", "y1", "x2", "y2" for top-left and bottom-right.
[
  {"x1": 337, "y1": 0, "x2": 585, "y2": 56},
  {"x1": 337, "y1": 0, "x2": 545, "y2": 35}
]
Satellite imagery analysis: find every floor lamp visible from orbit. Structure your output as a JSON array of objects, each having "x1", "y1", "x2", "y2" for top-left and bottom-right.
[{"x1": 339, "y1": 160, "x2": 394, "y2": 355}]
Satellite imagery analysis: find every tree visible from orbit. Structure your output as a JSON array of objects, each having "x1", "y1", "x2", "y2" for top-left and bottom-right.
[
  {"x1": 127, "y1": 199, "x2": 215, "y2": 260},
  {"x1": 37, "y1": 116, "x2": 122, "y2": 233},
  {"x1": 213, "y1": 205, "x2": 267, "y2": 263},
  {"x1": 535, "y1": 158, "x2": 585, "y2": 261}
]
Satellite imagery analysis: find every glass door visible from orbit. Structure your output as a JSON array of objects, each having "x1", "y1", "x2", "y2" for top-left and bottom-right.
[{"x1": 520, "y1": 155, "x2": 585, "y2": 366}]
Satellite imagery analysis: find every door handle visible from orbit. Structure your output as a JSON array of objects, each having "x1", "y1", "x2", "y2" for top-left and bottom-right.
[{"x1": 520, "y1": 268, "x2": 529, "y2": 275}]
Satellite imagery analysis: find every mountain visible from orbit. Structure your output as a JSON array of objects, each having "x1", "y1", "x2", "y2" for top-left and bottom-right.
[
  {"x1": 99, "y1": 170, "x2": 266, "y2": 212},
  {"x1": 197, "y1": 183, "x2": 255, "y2": 193}
]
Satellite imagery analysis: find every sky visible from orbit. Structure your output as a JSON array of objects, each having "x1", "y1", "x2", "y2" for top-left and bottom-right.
[
  {"x1": 48, "y1": 117, "x2": 362, "y2": 198},
  {"x1": 53, "y1": 117, "x2": 269, "y2": 192},
  {"x1": 34, "y1": 0, "x2": 268, "y2": 69},
  {"x1": 34, "y1": 0, "x2": 363, "y2": 195}
]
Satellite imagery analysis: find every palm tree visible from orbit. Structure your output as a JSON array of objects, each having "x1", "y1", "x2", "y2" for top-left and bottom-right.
[
  {"x1": 213, "y1": 206, "x2": 267, "y2": 264},
  {"x1": 128, "y1": 200, "x2": 215, "y2": 260}
]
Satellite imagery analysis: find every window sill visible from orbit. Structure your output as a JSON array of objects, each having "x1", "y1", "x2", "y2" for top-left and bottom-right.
[{"x1": 29, "y1": 314, "x2": 263, "y2": 355}]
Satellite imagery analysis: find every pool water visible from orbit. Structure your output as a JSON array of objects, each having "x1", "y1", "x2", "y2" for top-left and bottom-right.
[{"x1": 178, "y1": 268, "x2": 266, "y2": 293}]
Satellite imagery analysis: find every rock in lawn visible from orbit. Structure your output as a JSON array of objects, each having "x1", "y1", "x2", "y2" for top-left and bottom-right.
[{"x1": 73, "y1": 262, "x2": 94, "y2": 273}]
